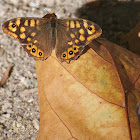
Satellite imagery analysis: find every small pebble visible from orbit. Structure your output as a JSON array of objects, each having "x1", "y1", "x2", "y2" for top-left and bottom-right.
[{"x1": 33, "y1": 119, "x2": 39, "y2": 130}]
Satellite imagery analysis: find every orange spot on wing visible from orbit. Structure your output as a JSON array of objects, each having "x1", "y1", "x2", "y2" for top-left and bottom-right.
[
  {"x1": 20, "y1": 27, "x2": 25, "y2": 32},
  {"x1": 37, "y1": 49, "x2": 44, "y2": 57},
  {"x1": 83, "y1": 20, "x2": 88, "y2": 28},
  {"x1": 75, "y1": 39, "x2": 79, "y2": 44},
  {"x1": 26, "y1": 43, "x2": 32, "y2": 50},
  {"x1": 87, "y1": 25, "x2": 95, "y2": 35},
  {"x1": 67, "y1": 47, "x2": 74, "y2": 59},
  {"x1": 70, "y1": 33, "x2": 75, "y2": 38},
  {"x1": 8, "y1": 22, "x2": 17, "y2": 32},
  {"x1": 66, "y1": 21, "x2": 69, "y2": 26},
  {"x1": 27, "y1": 37, "x2": 31, "y2": 42},
  {"x1": 79, "y1": 28, "x2": 85, "y2": 34},
  {"x1": 30, "y1": 19, "x2": 35, "y2": 27},
  {"x1": 30, "y1": 45, "x2": 37, "y2": 56},
  {"x1": 34, "y1": 40, "x2": 38, "y2": 44},
  {"x1": 70, "y1": 21, "x2": 75, "y2": 28},
  {"x1": 87, "y1": 32, "x2": 101, "y2": 41},
  {"x1": 36, "y1": 20, "x2": 39, "y2": 25},
  {"x1": 79, "y1": 35, "x2": 85, "y2": 41},
  {"x1": 20, "y1": 33, "x2": 26, "y2": 39},
  {"x1": 16, "y1": 18, "x2": 21, "y2": 26},
  {"x1": 73, "y1": 45, "x2": 79, "y2": 53},
  {"x1": 76, "y1": 21, "x2": 80, "y2": 28},
  {"x1": 24, "y1": 20, "x2": 28, "y2": 26},
  {"x1": 61, "y1": 51, "x2": 67, "y2": 59},
  {"x1": 68, "y1": 41, "x2": 73, "y2": 45},
  {"x1": 31, "y1": 32, "x2": 36, "y2": 37}
]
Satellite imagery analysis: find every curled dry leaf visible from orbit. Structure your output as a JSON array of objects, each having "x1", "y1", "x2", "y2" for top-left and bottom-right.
[
  {"x1": 35, "y1": 39, "x2": 140, "y2": 140},
  {"x1": 0, "y1": 65, "x2": 14, "y2": 87},
  {"x1": 120, "y1": 21, "x2": 140, "y2": 55}
]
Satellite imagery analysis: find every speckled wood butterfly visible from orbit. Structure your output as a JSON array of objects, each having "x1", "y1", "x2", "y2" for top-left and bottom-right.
[{"x1": 2, "y1": 12, "x2": 102, "y2": 63}]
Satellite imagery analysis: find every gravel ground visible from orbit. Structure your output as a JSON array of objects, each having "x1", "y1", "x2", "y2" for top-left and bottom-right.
[{"x1": 0, "y1": 0, "x2": 86, "y2": 140}]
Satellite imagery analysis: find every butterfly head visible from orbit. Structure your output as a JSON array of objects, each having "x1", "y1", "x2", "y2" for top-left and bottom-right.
[{"x1": 43, "y1": 12, "x2": 57, "y2": 19}]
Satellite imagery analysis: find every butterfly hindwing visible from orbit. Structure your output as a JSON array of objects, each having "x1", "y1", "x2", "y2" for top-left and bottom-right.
[
  {"x1": 2, "y1": 17, "x2": 53, "y2": 60},
  {"x1": 55, "y1": 19, "x2": 102, "y2": 62},
  {"x1": 55, "y1": 27, "x2": 84, "y2": 62}
]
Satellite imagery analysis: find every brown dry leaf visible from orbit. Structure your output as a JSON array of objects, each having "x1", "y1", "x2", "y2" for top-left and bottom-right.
[
  {"x1": 85, "y1": 0, "x2": 102, "y2": 10},
  {"x1": 35, "y1": 39, "x2": 140, "y2": 140},
  {"x1": 120, "y1": 21, "x2": 140, "y2": 55},
  {"x1": 0, "y1": 65, "x2": 14, "y2": 87}
]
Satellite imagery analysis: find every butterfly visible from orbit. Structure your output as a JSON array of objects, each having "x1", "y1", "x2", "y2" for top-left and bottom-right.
[{"x1": 2, "y1": 12, "x2": 102, "y2": 63}]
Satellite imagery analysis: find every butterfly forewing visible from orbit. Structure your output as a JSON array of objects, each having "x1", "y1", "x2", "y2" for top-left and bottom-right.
[
  {"x1": 2, "y1": 17, "x2": 53, "y2": 60},
  {"x1": 55, "y1": 18, "x2": 102, "y2": 62}
]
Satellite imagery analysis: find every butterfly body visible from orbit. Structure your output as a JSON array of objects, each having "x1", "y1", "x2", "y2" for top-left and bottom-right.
[{"x1": 2, "y1": 12, "x2": 102, "y2": 63}]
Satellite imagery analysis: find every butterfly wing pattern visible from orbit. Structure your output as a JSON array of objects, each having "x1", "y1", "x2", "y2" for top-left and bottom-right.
[
  {"x1": 2, "y1": 12, "x2": 102, "y2": 63},
  {"x1": 56, "y1": 19, "x2": 102, "y2": 62},
  {"x1": 2, "y1": 17, "x2": 54, "y2": 60}
]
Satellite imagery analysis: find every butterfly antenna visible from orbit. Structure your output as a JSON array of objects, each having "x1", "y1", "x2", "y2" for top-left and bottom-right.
[
  {"x1": 38, "y1": 2, "x2": 49, "y2": 13},
  {"x1": 56, "y1": 3, "x2": 65, "y2": 14}
]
